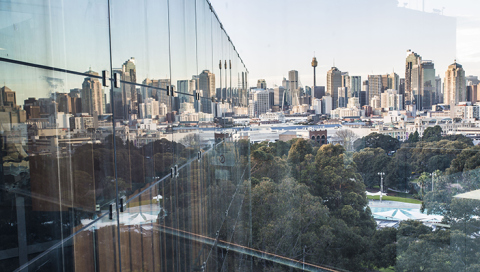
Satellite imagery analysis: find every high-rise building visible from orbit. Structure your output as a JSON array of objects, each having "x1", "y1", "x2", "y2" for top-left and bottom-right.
[
  {"x1": 177, "y1": 79, "x2": 196, "y2": 103},
  {"x1": 362, "y1": 80, "x2": 369, "y2": 105},
  {"x1": 199, "y1": 70, "x2": 215, "y2": 98},
  {"x1": 288, "y1": 70, "x2": 299, "y2": 106},
  {"x1": 466, "y1": 75, "x2": 479, "y2": 85},
  {"x1": 381, "y1": 74, "x2": 389, "y2": 92},
  {"x1": 405, "y1": 50, "x2": 422, "y2": 105},
  {"x1": 435, "y1": 76, "x2": 442, "y2": 104},
  {"x1": 444, "y1": 60, "x2": 466, "y2": 106},
  {"x1": 388, "y1": 72, "x2": 400, "y2": 91},
  {"x1": 199, "y1": 70, "x2": 215, "y2": 113},
  {"x1": 122, "y1": 58, "x2": 137, "y2": 118},
  {"x1": 350, "y1": 76, "x2": 361, "y2": 98},
  {"x1": 313, "y1": 86, "x2": 325, "y2": 99},
  {"x1": 81, "y1": 70, "x2": 104, "y2": 116},
  {"x1": 273, "y1": 86, "x2": 285, "y2": 107},
  {"x1": 338, "y1": 87, "x2": 348, "y2": 108},
  {"x1": 421, "y1": 60, "x2": 436, "y2": 109},
  {"x1": 368, "y1": 75, "x2": 382, "y2": 105},
  {"x1": 326, "y1": 67, "x2": 342, "y2": 109},
  {"x1": 257, "y1": 79, "x2": 267, "y2": 89}
]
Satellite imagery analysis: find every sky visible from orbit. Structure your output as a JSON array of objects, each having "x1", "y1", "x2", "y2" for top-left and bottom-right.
[{"x1": 210, "y1": 0, "x2": 480, "y2": 88}]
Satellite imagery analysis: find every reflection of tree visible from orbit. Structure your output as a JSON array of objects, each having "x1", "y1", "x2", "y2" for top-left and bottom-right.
[{"x1": 334, "y1": 129, "x2": 358, "y2": 151}]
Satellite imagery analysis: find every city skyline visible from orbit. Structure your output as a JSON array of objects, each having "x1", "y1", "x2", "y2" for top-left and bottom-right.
[{"x1": 210, "y1": 0, "x2": 480, "y2": 88}]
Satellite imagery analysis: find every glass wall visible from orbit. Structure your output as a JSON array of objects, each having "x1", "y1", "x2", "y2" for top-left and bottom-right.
[{"x1": 0, "y1": 0, "x2": 250, "y2": 271}]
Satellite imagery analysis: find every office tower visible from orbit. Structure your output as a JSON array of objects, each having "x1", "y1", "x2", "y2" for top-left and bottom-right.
[
  {"x1": 350, "y1": 76, "x2": 361, "y2": 98},
  {"x1": 359, "y1": 91, "x2": 367, "y2": 107},
  {"x1": 322, "y1": 96, "x2": 333, "y2": 114},
  {"x1": 444, "y1": 60, "x2": 466, "y2": 106},
  {"x1": 312, "y1": 57, "x2": 318, "y2": 92},
  {"x1": 251, "y1": 90, "x2": 269, "y2": 116},
  {"x1": 313, "y1": 98, "x2": 322, "y2": 114},
  {"x1": 0, "y1": 86, "x2": 17, "y2": 108},
  {"x1": 381, "y1": 74, "x2": 389, "y2": 92},
  {"x1": 288, "y1": 70, "x2": 299, "y2": 106},
  {"x1": 199, "y1": 70, "x2": 215, "y2": 113},
  {"x1": 368, "y1": 75, "x2": 382, "y2": 105},
  {"x1": 273, "y1": 86, "x2": 285, "y2": 107},
  {"x1": 381, "y1": 89, "x2": 403, "y2": 111},
  {"x1": 199, "y1": 70, "x2": 215, "y2": 98},
  {"x1": 466, "y1": 75, "x2": 479, "y2": 85},
  {"x1": 313, "y1": 86, "x2": 325, "y2": 99},
  {"x1": 305, "y1": 86, "x2": 311, "y2": 97},
  {"x1": 362, "y1": 80, "x2": 369, "y2": 105},
  {"x1": 81, "y1": 69, "x2": 104, "y2": 116},
  {"x1": 177, "y1": 79, "x2": 196, "y2": 103},
  {"x1": 421, "y1": 60, "x2": 436, "y2": 109},
  {"x1": 435, "y1": 76, "x2": 442, "y2": 104},
  {"x1": 326, "y1": 67, "x2": 342, "y2": 109},
  {"x1": 370, "y1": 95, "x2": 381, "y2": 109},
  {"x1": 282, "y1": 77, "x2": 289, "y2": 90},
  {"x1": 405, "y1": 50, "x2": 422, "y2": 105},
  {"x1": 257, "y1": 79, "x2": 267, "y2": 89},
  {"x1": 388, "y1": 72, "x2": 399, "y2": 91},
  {"x1": 341, "y1": 72, "x2": 350, "y2": 90},
  {"x1": 338, "y1": 87, "x2": 348, "y2": 108},
  {"x1": 122, "y1": 58, "x2": 137, "y2": 118}
]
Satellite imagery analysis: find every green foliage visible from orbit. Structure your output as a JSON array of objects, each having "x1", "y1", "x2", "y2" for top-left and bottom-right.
[
  {"x1": 353, "y1": 147, "x2": 390, "y2": 188},
  {"x1": 446, "y1": 146, "x2": 480, "y2": 175},
  {"x1": 354, "y1": 132, "x2": 400, "y2": 152},
  {"x1": 422, "y1": 125, "x2": 443, "y2": 142},
  {"x1": 407, "y1": 130, "x2": 419, "y2": 143}
]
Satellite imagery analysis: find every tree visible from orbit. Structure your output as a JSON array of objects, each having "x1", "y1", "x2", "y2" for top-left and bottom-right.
[
  {"x1": 353, "y1": 132, "x2": 400, "y2": 152},
  {"x1": 352, "y1": 147, "x2": 390, "y2": 188},
  {"x1": 446, "y1": 146, "x2": 480, "y2": 175},
  {"x1": 422, "y1": 125, "x2": 443, "y2": 142},
  {"x1": 408, "y1": 130, "x2": 419, "y2": 143}
]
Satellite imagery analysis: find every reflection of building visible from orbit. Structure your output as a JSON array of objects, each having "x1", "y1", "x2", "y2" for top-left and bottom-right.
[
  {"x1": 81, "y1": 70, "x2": 104, "y2": 116},
  {"x1": 0, "y1": 86, "x2": 26, "y2": 127}
]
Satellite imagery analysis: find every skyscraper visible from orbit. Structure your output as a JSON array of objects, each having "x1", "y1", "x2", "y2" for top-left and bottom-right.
[
  {"x1": 405, "y1": 50, "x2": 422, "y2": 106},
  {"x1": 435, "y1": 76, "x2": 442, "y2": 104},
  {"x1": 199, "y1": 70, "x2": 215, "y2": 113},
  {"x1": 368, "y1": 75, "x2": 382, "y2": 106},
  {"x1": 122, "y1": 58, "x2": 137, "y2": 119},
  {"x1": 326, "y1": 67, "x2": 342, "y2": 109},
  {"x1": 288, "y1": 70, "x2": 299, "y2": 106},
  {"x1": 421, "y1": 60, "x2": 436, "y2": 109},
  {"x1": 444, "y1": 60, "x2": 466, "y2": 106},
  {"x1": 257, "y1": 79, "x2": 267, "y2": 89},
  {"x1": 350, "y1": 76, "x2": 361, "y2": 98},
  {"x1": 388, "y1": 72, "x2": 400, "y2": 91},
  {"x1": 81, "y1": 69, "x2": 104, "y2": 116}
]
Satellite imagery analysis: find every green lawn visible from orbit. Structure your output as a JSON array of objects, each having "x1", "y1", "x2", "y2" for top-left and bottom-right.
[
  {"x1": 378, "y1": 266, "x2": 395, "y2": 272},
  {"x1": 367, "y1": 195, "x2": 422, "y2": 204}
]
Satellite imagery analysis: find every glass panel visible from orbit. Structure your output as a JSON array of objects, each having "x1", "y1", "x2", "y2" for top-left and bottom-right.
[
  {"x1": 0, "y1": 61, "x2": 117, "y2": 270},
  {"x1": 0, "y1": 0, "x2": 110, "y2": 74}
]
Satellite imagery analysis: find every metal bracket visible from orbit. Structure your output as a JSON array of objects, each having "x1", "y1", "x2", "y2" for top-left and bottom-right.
[
  {"x1": 119, "y1": 196, "x2": 126, "y2": 212},
  {"x1": 102, "y1": 70, "x2": 110, "y2": 87},
  {"x1": 109, "y1": 203, "x2": 116, "y2": 220}
]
